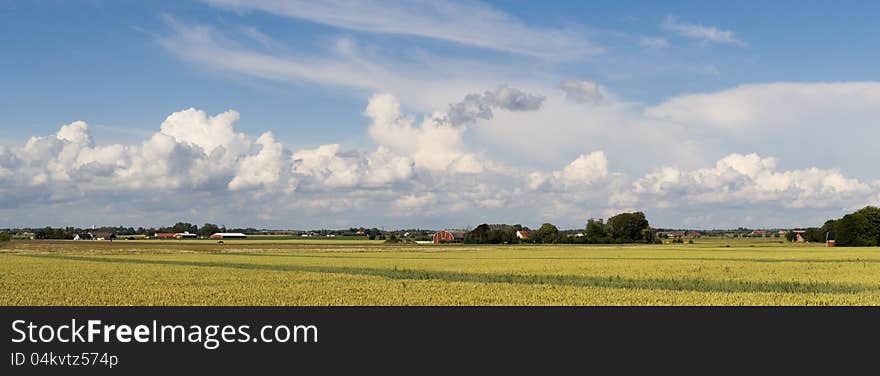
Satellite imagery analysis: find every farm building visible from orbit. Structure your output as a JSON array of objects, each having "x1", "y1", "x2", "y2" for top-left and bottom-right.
[
  {"x1": 73, "y1": 233, "x2": 93, "y2": 240},
  {"x1": 468, "y1": 224, "x2": 492, "y2": 242},
  {"x1": 432, "y1": 230, "x2": 465, "y2": 244},
  {"x1": 92, "y1": 232, "x2": 116, "y2": 241},
  {"x1": 516, "y1": 230, "x2": 531, "y2": 240},
  {"x1": 154, "y1": 232, "x2": 177, "y2": 239},
  {"x1": 210, "y1": 233, "x2": 247, "y2": 239},
  {"x1": 176, "y1": 232, "x2": 197, "y2": 239}
]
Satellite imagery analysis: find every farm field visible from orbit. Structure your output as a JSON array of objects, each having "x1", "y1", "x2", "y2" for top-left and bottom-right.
[{"x1": 2, "y1": 239, "x2": 880, "y2": 305}]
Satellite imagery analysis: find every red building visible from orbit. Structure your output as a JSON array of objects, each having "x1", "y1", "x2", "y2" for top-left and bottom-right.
[{"x1": 433, "y1": 230, "x2": 465, "y2": 244}]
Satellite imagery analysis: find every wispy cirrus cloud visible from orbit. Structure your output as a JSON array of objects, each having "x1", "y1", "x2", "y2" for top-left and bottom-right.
[
  {"x1": 660, "y1": 15, "x2": 748, "y2": 48},
  {"x1": 200, "y1": 0, "x2": 602, "y2": 59},
  {"x1": 156, "y1": 15, "x2": 518, "y2": 111}
]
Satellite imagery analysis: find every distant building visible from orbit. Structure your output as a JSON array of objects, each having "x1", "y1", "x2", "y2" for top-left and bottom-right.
[
  {"x1": 92, "y1": 232, "x2": 116, "y2": 241},
  {"x1": 686, "y1": 231, "x2": 701, "y2": 238},
  {"x1": 750, "y1": 230, "x2": 768, "y2": 237},
  {"x1": 176, "y1": 232, "x2": 197, "y2": 239},
  {"x1": 432, "y1": 230, "x2": 465, "y2": 244},
  {"x1": 73, "y1": 233, "x2": 93, "y2": 240},
  {"x1": 154, "y1": 232, "x2": 197, "y2": 239},
  {"x1": 210, "y1": 233, "x2": 247, "y2": 239},
  {"x1": 14, "y1": 232, "x2": 35, "y2": 240},
  {"x1": 516, "y1": 230, "x2": 531, "y2": 240}
]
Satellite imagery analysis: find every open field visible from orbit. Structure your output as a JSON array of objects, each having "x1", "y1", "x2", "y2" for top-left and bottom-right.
[
  {"x1": 112, "y1": 237, "x2": 386, "y2": 245},
  {"x1": 2, "y1": 238, "x2": 880, "y2": 305}
]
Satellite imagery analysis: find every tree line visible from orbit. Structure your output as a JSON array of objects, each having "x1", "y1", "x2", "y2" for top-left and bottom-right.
[
  {"x1": 463, "y1": 211, "x2": 658, "y2": 244},
  {"x1": 0, "y1": 223, "x2": 421, "y2": 240},
  {"x1": 6, "y1": 223, "x2": 256, "y2": 240},
  {"x1": 793, "y1": 206, "x2": 880, "y2": 246},
  {"x1": 14, "y1": 207, "x2": 879, "y2": 246}
]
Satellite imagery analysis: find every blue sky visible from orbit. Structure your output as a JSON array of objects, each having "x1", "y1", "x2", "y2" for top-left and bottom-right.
[
  {"x1": 2, "y1": 0, "x2": 879, "y2": 229},
  {"x1": 6, "y1": 0, "x2": 880, "y2": 143}
]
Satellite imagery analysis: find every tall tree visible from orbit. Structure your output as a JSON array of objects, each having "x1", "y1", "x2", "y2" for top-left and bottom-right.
[
  {"x1": 585, "y1": 218, "x2": 608, "y2": 241},
  {"x1": 532, "y1": 223, "x2": 559, "y2": 243},
  {"x1": 199, "y1": 223, "x2": 220, "y2": 237},
  {"x1": 834, "y1": 212, "x2": 879, "y2": 246},
  {"x1": 607, "y1": 212, "x2": 650, "y2": 242},
  {"x1": 170, "y1": 222, "x2": 198, "y2": 234}
]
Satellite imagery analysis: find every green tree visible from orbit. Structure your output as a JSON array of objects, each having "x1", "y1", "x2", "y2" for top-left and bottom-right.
[
  {"x1": 855, "y1": 206, "x2": 880, "y2": 231},
  {"x1": 0, "y1": 231, "x2": 11, "y2": 243},
  {"x1": 584, "y1": 218, "x2": 607, "y2": 242},
  {"x1": 835, "y1": 212, "x2": 879, "y2": 246},
  {"x1": 170, "y1": 222, "x2": 198, "y2": 234},
  {"x1": 803, "y1": 227, "x2": 824, "y2": 242},
  {"x1": 822, "y1": 206, "x2": 880, "y2": 246},
  {"x1": 606, "y1": 212, "x2": 650, "y2": 242},
  {"x1": 199, "y1": 223, "x2": 220, "y2": 237},
  {"x1": 532, "y1": 223, "x2": 559, "y2": 243},
  {"x1": 641, "y1": 228, "x2": 657, "y2": 243}
]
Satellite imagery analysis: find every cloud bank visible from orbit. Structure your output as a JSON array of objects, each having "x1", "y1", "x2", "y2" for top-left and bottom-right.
[{"x1": 3, "y1": 86, "x2": 877, "y2": 229}]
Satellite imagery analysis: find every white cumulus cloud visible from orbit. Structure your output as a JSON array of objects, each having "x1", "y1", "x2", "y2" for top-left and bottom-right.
[{"x1": 634, "y1": 153, "x2": 875, "y2": 209}]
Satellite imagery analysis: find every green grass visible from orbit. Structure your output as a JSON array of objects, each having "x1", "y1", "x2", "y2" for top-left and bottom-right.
[{"x1": 2, "y1": 239, "x2": 879, "y2": 305}]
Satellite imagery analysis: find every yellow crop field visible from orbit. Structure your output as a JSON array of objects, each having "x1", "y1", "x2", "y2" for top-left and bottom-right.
[{"x1": 2, "y1": 239, "x2": 880, "y2": 305}]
